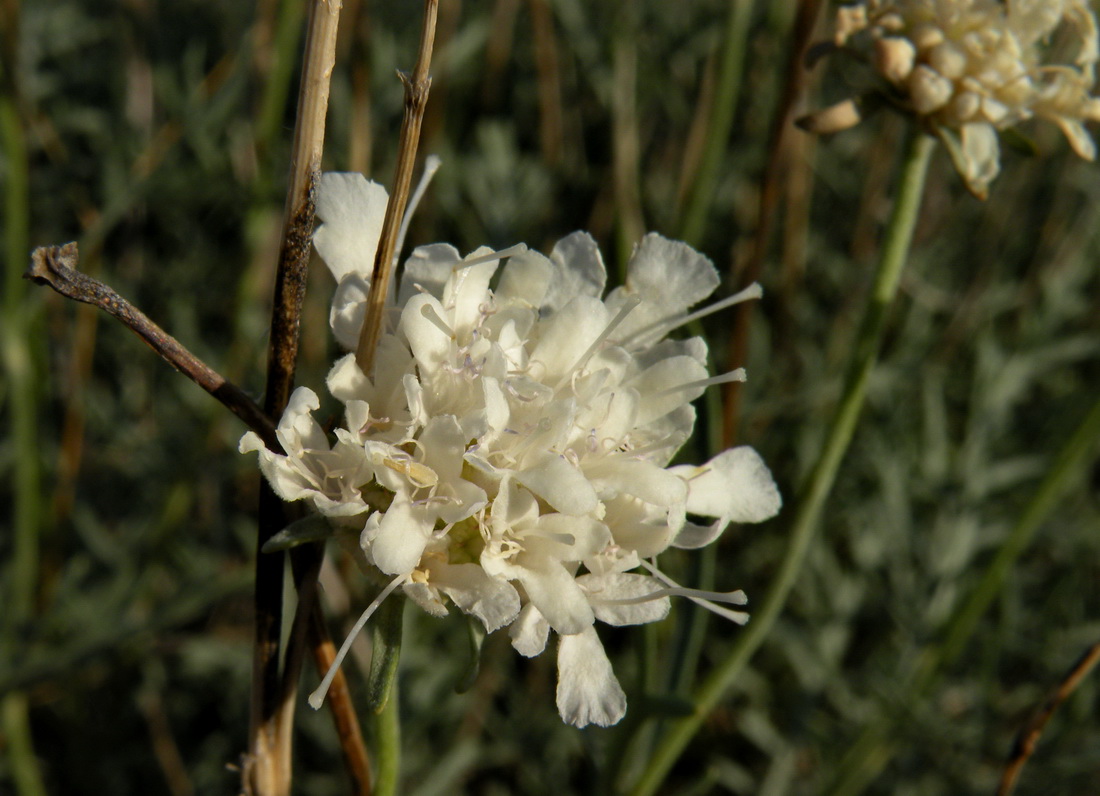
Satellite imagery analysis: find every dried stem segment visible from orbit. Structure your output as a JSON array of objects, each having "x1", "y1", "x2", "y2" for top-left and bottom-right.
[
  {"x1": 251, "y1": 1, "x2": 343, "y2": 795},
  {"x1": 308, "y1": 600, "x2": 372, "y2": 794},
  {"x1": 354, "y1": 0, "x2": 439, "y2": 377},
  {"x1": 997, "y1": 640, "x2": 1100, "y2": 796},
  {"x1": 25, "y1": 243, "x2": 278, "y2": 450}
]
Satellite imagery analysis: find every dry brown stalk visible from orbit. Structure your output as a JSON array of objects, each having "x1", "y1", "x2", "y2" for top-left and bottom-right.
[
  {"x1": 997, "y1": 640, "x2": 1100, "y2": 796},
  {"x1": 354, "y1": 0, "x2": 440, "y2": 377},
  {"x1": 248, "y1": 1, "x2": 344, "y2": 794},
  {"x1": 24, "y1": 243, "x2": 279, "y2": 450}
]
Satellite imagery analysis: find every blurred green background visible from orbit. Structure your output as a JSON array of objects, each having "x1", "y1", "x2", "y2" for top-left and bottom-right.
[{"x1": 3, "y1": 1, "x2": 1100, "y2": 794}]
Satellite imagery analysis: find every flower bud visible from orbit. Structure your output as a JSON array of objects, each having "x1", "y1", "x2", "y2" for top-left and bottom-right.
[{"x1": 874, "y1": 36, "x2": 916, "y2": 84}]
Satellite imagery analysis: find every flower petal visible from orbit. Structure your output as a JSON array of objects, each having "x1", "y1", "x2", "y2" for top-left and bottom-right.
[
  {"x1": 370, "y1": 495, "x2": 433, "y2": 575},
  {"x1": 513, "y1": 555, "x2": 595, "y2": 636},
  {"x1": 556, "y1": 627, "x2": 626, "y2": 728},
  {"x1": 515, "y1": 453, "x2": 599, "y2": 516},
  {"x1": 606, "y1": 233, "x2": 719, "y2": 345},
  {"x1": 433, "y1": 562, "x2": 521, "y2": 633},
  {"x1": 314, "y1": 172, "x2": 388, "y2": 283},
  {"x1": 578, "y1": 572, "x2": 670, "y2": 626},
  {"x1": 396, "y1": 243, "x2": 461, "y2": 305},
  {"x1": 670, "y1": 446, "x2": 781, "y2": 523},
  {"x1": 543, "y1": 231, "x2": 606, "y2": 314},
  {"x1": 510, "y1": 603, "x2": 549, "y2": 657}
]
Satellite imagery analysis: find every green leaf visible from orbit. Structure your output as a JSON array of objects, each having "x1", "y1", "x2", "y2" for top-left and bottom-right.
[
  {"x1": 367, "y1": 595, "x2": 404, "y2": 715},
  {"x1": 454, "y1": 615, "x2": 486, "y2": 695},
  {"x1": 260, "y1": 514, "x2": 334, "y2": 553}
]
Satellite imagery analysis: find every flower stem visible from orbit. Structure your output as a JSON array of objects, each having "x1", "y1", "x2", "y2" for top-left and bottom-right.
[
  {"x1": 826, "y1": 387, "x2": 1100, "y2": 796},
  {"x1": 369, "y1": 598, "x2": 405, "y2": 796},
  {"x1": 677, "y1": 0, "x2": 753, "y2": 248},
  {"x1": 355, "y1": 0, "x2": 439, "y2": 377},
  {"x1": 1, "y1": 23, "x2": 47, "y2": 794},
  {"x1": 371, "y1": 680, "x2": 401, "y2": 796},
  {"x1": 249, "y1": 1, "x2": 342, "y2": 793},
  {"x1": 627, "y1": 128, "x2": 936, "y2": 796}
]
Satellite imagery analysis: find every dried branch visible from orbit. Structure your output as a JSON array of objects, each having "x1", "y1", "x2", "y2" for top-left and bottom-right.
[
  {"x1": 249, "y1": 1, "x2": 344, "y2": 794},
  {"x1": 25, "y1": 243, "x2": 278, "y2": 450},
  {"x1": 997, "y1": 640, "x2": 1100, "y2": 796},
  {"x1": 354, "y1": 0, "x2": 439, "y2": 377},
  {"x1": 309, "y1": 599, "x2": 372, "y2": 794}
]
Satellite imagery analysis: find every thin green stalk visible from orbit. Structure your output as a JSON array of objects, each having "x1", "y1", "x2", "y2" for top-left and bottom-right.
[
  {"x1": 627, "y1": 129, "x2": 936, "y2": 796},
  {"x1": 827, "y1": 388, "x2": 1100, "y2": 796},
  {"x1": 678, "y1": 0, "x2": 754, "y2": 248},
  {"x1": 255, "y1": 0, "x2": 307, "y2": 160},
  {"x1": 371, "y1": 676, "x2": 401, "y2": 796},
  {"x1": 1, "y1": 46, "x2": 47, "y2": 796},
  {"x1": 369, "y1": 611, "x2": 404, "y2": 796}
]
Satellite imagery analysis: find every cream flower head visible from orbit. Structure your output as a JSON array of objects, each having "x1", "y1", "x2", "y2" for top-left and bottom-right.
[
  {"x1": 241, "y1": 172, "x2": 782, "y2": 727},
  {"x1": 802, "y1": 0, "x2": 1100, "y2": 197}
]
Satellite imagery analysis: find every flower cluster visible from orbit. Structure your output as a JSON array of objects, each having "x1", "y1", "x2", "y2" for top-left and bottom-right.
[
  {"x1": 240, "y1": 173, "x2": 781, "y2": 727},
  {"x1": 802, "y1": 0, "x2": 1100, "y2": 197}
]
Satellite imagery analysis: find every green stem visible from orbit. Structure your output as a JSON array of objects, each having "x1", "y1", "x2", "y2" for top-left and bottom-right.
[
  {"x1": 1, "y1": 46, "x2": 47, "y2": 796},
  {"x1": 371, "y1": 671, "x2": 401, "y2": 796},
  {"x1": 827, "y1": 389, "x2": 1100, "y2": 796},
  {"x1": 678, "y1": 0, "x2": 754, "y2": 248},
  {"x1": 364, "y1": 595, "x2": 403, "y2": 796},
  {"x1": 628, "y1": 129, "x2": 936, "y2": 796},
  {"x1": 2, "y1": 695, "x2": 45, "y2": 796}
]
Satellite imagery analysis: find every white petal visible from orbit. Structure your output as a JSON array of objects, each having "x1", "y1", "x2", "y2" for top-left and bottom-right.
[
  {"x1": 514, "y1": 556, "x2": 595, "y2": 636},
  {"x1": 509, "y1": 603, "x2": 549, "y2": 657},
  {"x1": 556, "y1": 627, "x2": 626, "y2": 728},
  {"x1": 370, "y1": 496, "x2": 432, "y2": 575},
  {"x1": 602, "y1": 495, "x2": 676, "y2": 558},
  {"x1": 584, "y1": 457, "x2": 688, "y2": 507},
  {"x1": 434, "y1": 563, "x2": 521, "y2": 633},
  {"x1": 671, "y1": 519, "x2": 727, "y2": 550},
  {"x1": 329, "y1": 274, "x2": 371, "y2": 351},
  {"x1": 495, "y1": 247, "x2": 553, "y2": 307},
  {"x1": 396, "y1": 243, "x2": 461, "y2": 305},
  {"x1": 314, "y1": 172, "x2": 388, "y2": 283},
  {"x1": 445, "y1": 248, "x2": 498, "y2": 336},
  {"x1": 543, "y1": 231, "x2": 606, "y2": 314},
  {"x1": 481, "y1": 376, "x2": 510, "y2": 441},
  {"x1": 326, "y1": 353, "x2": 368, "y2": 403},
  {"x1": 277, "y1": 387, "x2": 326, "y2": 454},
  {"x1": 515, "y1": 453, "x2": 599, "y2": 516},
  {"x1": 959, "y1": 123, "x2": 1000, "y2": 198},
  {"x1": 403, "y1": 581, "x2": 450, "y2": 617},
  {"x1": 670, "y1": 446, "x2": 781, "y2": 523},
  {"x1": 628, "y1": 355, "x2": 709, "y2": 426},
  {"x1": 577, "y1": 572, "x2": 671, "y2": 626},
  {"x1": 1055, "y1": 115, "x2": 1097, "y2": 160},
  {"x1": 607, "y1": 233, "x2": 719, "y2": 344},
  {"x1": 401, "y1": 293, "x2": 453, "y2": 379},
  {"x1": 528, "y1": 295, "x2": 611, "y2": 381}
]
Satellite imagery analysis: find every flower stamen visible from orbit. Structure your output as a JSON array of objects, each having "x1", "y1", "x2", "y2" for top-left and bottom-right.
[
  {"x1": 308, "y1": 573, "x2": 409, "y2": 710},
  {"x1": 621, "y1": 282, "x2": 762, "y2": 345}
]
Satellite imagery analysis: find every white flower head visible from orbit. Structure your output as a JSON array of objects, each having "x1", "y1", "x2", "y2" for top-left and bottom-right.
[
  {"x1": 242, "y1": 172, "x2": 782, "y2": 727},
  {"x1": 802, "y1": 0, "x2": 1100, "y2": 197}
]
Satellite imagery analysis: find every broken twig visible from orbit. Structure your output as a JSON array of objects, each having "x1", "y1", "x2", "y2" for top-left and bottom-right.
[{"x1": 25, "y1": 242, "x2": 278, "y2": 450}]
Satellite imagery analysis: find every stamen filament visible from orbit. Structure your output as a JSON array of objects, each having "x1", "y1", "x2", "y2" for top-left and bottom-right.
[
  {"x1": 459, "y1": 243, "x2": 529, "y2": 270},
  {"x1": 394, "y1": 155, "x2": 442, "y2": 265},
  {"x1": 308, "y1": 574, "x2": 409, "y2": 710},
  {"x1": 654, "y1": 368, "x2": 746, "y2": 397},
  {"x1": 420, "y1": 303, "x2": 456, "y2": 338},
  {"x1": 639, "y1": 559, "x2": 751, "y2": 625},
  {"x1": 555, "y1": 296, "x2": 642, "y2": 391},
  {"x1": 623, "y1": 282, "x2": 763, "y2": 345}
]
